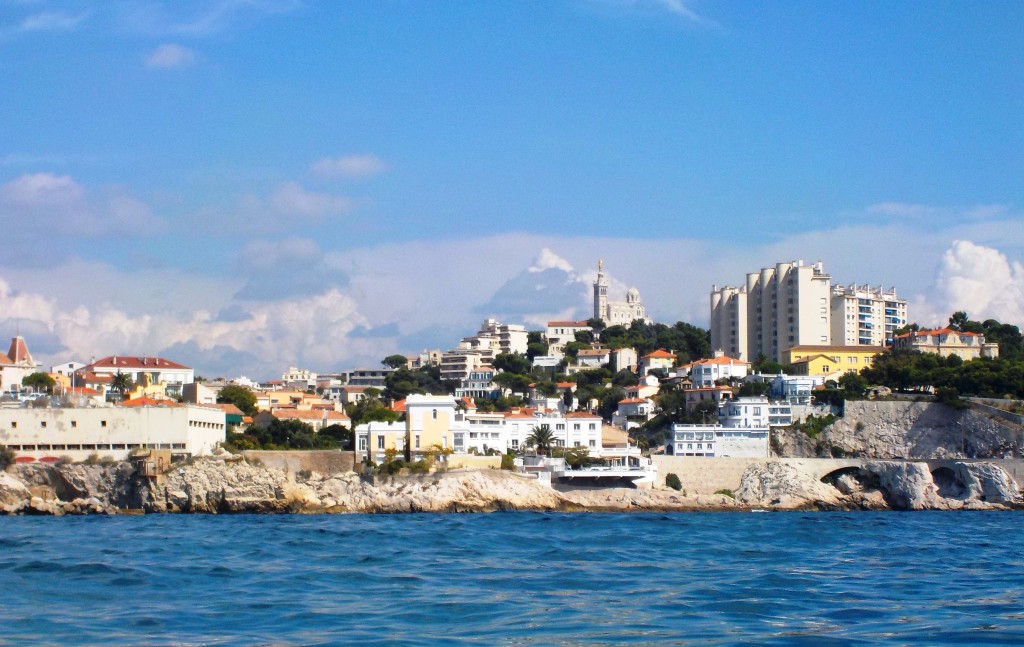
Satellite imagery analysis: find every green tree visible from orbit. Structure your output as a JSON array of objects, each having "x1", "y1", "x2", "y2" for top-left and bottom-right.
[
  {"x1": 346, "y1": 393, "x2": 401, "y2": 428},
  {"x1": 217, "y1": 384, "x2": 259, "y2": 417},
  {"x1": 319, "y1": 423, "x2": 354, "y2": 450},
  {"x1": 492, "y1": 352, "x2": 532, "y2": 375},
  {"x1": 382, "y1": 354, "x2": 409, "y2": 369},
  {"x1": 526, "y1": 425, "x2": 557, "y2": 455},
  {"x1": 493, "y1": 372, "x2": 532, "y2": 398},
  {"x1": 838, "y1": 371, "x2": 868, "y2": 395},
  {"x1": 111, "y1": 372, "x2": 134, "y2": 401},
  {"x1": 22, "y1": 372, "x2": 56, "y2": 394}
]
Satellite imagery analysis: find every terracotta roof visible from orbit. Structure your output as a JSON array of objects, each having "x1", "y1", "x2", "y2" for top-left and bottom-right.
[
  {"x1": 81, "y1": 355, "x2": 191, "y2": 371},
  {"x1": 6, "y1": 336, "x2": 34, "y2": 365},
  {"x1": 896, "y1": 328, "x2": 981, "y2": 339},
  {"x1": 578, "y1": 349, "x2": 609, "y2": 356},
  {"x1": 618, "y1": 397, "x2": 648, "y2": 404},
  {"x1": 272, "y1": 409, "x2": 349, "y2": 421},
  {"x1": 392, "y1": 400, "x2": 407, "y2": 412},
  {"x1": 210, "y1": 403, "x2": 244, "y2": 416},
  {"x1": 566, "y1": 411, "x2": 600, "y2": 418},
  {"x1": 547, "y1": 320, "x2": 591, "y2": 327},
  {"x1": 643, "y1": 349, "x2": 675, "y2": 359},
  {"x1": 122, "y1": 396, "x2": 182, "y2": 407},
  {"x1": 693, "y1": 356, "x2": 750, "y2": 366},
  {"x1": 67, "y1": 387, "x2": 101, "y2": 396}
]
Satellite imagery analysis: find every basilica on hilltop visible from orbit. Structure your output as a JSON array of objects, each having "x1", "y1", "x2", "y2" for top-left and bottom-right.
[{"x1": 592, "y1": 260, "x2": 651, "y2": 326}]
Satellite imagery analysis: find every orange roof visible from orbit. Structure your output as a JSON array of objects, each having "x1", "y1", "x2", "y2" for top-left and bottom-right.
[
  {"x1": 67, "y1": 386, "x2": 101, "y2": 396},
  {"x1": 643, "y1": 349, "x2": 676, "y2": 359},
  {"x1": 578, "y1": 349, "x2": 609, "y2": 356},
  {"x1": 693, "y1": 356, "x2": 750, "y2": 366},
  {"x1": 547, "y1": 320, "x2": 590, "y2": 327},
  {"x1": 122, "y1": 396, "x2": 181, "y2": 407},
  {"x1": 618, "y1": 397, "x2": 647, "y2": 404},
  {"x1": 392, "y1": 399, "x2": 407, "y2": 412},
  {"x1": 566, "y1": 411, "x2": 600, "y2": 418},
  {"x1": 210, "y1": 403, "x2": 244, "y2": 416},
  {"x1": 897, "y1": 328, "x2": 981, "y2": 339}
]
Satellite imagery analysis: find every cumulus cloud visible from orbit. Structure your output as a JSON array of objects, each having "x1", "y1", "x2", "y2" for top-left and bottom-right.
[
  {"x1": 145, "y1": 43, "x2": 197, "y2": 68},
  {"x1": 0, "y1": 172, "x2": 164, "y2": 239},
  {"x1": 233, "y1": 237, "x2": 349, "y2": 301},
  {"x1": 918, "y1": 240, "x2": 1024, "y2": 327},
  {"x1": 529, "y1": 248, "x2": 575, "y2": 273},
  {"x1": 310, "y1": 155, "x2": 387, "y2": 179},
  {"x1": 19, "y1": 11, "x2": 87, "y2": 32},
  {"x1": 270, "y1": 182, "x2": 353, "y2": 216}
]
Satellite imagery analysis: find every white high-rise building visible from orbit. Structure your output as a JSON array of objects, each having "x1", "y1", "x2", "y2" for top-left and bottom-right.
[
  {"x1": 830, "y1": 284, "x2": 908, "y2": 347},
  {"x1": 710, "y1": 260, "x2": 832, "y2": 363}
]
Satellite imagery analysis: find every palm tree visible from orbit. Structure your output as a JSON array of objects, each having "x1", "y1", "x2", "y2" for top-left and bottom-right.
[
  {"x1": 526, "y1": 425, "x2": 557, "y2": 456},
  {"x1": 111, "y1": 371, "x2": 135, "y2": 402}
]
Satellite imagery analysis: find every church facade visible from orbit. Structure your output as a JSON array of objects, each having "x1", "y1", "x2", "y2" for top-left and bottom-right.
[{"x1": 592, "y1": 260, "x2": 650, "y2": 327}]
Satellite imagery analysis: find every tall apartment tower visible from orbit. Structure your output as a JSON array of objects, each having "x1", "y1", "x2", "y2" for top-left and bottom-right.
[
  {"x1": 710, "y1": 260, "x2": 831, "y2": 363},
  {"x1": 830, "y1": 285, "x2": 908, "y2": 347}
]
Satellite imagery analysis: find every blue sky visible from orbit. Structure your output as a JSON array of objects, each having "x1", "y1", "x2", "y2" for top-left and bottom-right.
[{"x1": 1, "y1": 1, "x2": 1022, "y2": 378}]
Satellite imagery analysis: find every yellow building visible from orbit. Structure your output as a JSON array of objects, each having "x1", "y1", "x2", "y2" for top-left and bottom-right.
[{"x1": 782, "y1": 345, "x2": 886, "y2": 377}]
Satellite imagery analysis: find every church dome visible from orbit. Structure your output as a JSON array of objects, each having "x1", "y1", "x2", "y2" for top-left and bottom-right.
[{"x1": 626, "y1": 287, "x2": 640, "y2": 303}]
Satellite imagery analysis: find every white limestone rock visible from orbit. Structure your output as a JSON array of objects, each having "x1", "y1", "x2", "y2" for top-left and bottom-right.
[
  {"x1": 953, "y1": 462, "x2": 1022, "y2": 505},
  {"x1": 735, "y1": 461, "x2": 843, "y2": 509}
]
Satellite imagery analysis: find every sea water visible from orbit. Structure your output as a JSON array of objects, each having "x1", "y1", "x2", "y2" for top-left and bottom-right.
[{"x1": 1, "y1": 511, "x2": 1022, "y2": 645}]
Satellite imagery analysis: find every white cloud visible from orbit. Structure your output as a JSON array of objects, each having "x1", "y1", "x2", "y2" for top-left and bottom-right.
[
  {"x1": 651, "y1": 0, "x2": 702, "y2": 21},
  {"x1": 0, "y1": 172, "x2": 164, "y2": 238},
  {"x1": 310, "y1": 155, "x2": 387, "y2": 179},
  {"x1": 919, "y1": 240, "x2": 1024, "y2": 328},
  {"x1": 145, "y1": 43, "x2": 197, "y2": 69},
  {"x1": 19, "y1": 10, "x2": 87, "y2": 32},
  {"x1": 866, "y1": 202, "x2": 939, "y2": 218},
  {"x1": 529, "y1": 248, "x2": 575, "y2": 274},
  {"x1": 270, "y1": 182, "x2": 353, "y2": 216}
]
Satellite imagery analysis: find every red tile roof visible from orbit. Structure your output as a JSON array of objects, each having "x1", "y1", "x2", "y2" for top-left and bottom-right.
[
  {"x1": 547, "y1": 320, "x2": 591, "y2": 327},
  {"x1": 81, "y1": 355, "x2": 191, "y2": 371},
  {"x1": 122, "y1": 396, "x2": 182, "y2": 407}
]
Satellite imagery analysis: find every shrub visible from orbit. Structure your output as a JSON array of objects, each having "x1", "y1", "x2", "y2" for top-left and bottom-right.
[
  {"x1": 665, "y1": 473, "x2": 682, "y2": 491},
  {"x1": 500, "y1": 451, "x2": 516, "y2": 471},
  {"x1": 0, "y1": 444, "x2": 14, "y2": 471},
  {"x1": 714, "y1": 489, "x2": 735, "y2": 498},
  {"x1": 83, "y1": 452, "x2": 101, "y2": 466},
  {"x1": 408, "y1": 460, "x2": 431, "y2": 474}
]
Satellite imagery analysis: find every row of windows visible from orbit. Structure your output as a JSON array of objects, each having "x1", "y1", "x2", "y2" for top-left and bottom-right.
[
  {"x1": 9, "y1": 442, "x2": 186, "y2": 451},
  {"x1": 10, "y1": 420, "x2": 107, "y2": 429}
]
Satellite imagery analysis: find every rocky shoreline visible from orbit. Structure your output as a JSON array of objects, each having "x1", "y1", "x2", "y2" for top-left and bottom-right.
[{"x1": 2, "y1": 453, "x2": 1021, "y2": 516}]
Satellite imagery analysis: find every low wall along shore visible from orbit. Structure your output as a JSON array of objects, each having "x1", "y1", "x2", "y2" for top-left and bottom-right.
[{"x1": 652, "y1": 455, "x2": 1024, "y2": 495}]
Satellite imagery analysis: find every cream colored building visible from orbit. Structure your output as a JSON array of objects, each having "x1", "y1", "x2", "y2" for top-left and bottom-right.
[
  {"x1": 0, "y1": 403, "x2": 226, "y2": 463},
  {"x1": 711, "y1": 260, "x2": 832, "y2": 363},
  {"x1": 892, "y1": 328, "x2": 999, "y2": 360},
  {"x1": 830, "y1": 284, "x2": 908, "y2": 346}
]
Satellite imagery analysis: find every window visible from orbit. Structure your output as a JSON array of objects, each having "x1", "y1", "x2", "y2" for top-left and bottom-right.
[
  {"x1": 589, "y1": 440, "x2": 596, "y2": 447},
  {"x1": 432, "y1": 409, "x2": 438, "y2": 420},
  {"x1": 377, "y1": 436, "x2": 385, "y2": 449},
  {"x1": 573, "y1": 424, "x2": 580, "y2": 430},
  {"x1": 10, "y1": 421, "x2": 16, "y2": 429},
  {"x1": 71, "y1": 420, "x2": 77, "y2": 428},
  {"x1": 358, "y1": 438, "x2": 367, "y2": 451},
  {"x1": 100, "y1": 420, "x2": 107, "y2": 427},
  {"x1": 415, "y1": 435, "x2": 420, "y2": 449},
  {"x1": 40, "y1": 421, "x2": 47, "y2": 428}
]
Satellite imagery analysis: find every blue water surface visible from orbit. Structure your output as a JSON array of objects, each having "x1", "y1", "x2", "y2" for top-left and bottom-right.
[{"x1": 1, "y1": 512, "x2": 1022, "y2": 645}]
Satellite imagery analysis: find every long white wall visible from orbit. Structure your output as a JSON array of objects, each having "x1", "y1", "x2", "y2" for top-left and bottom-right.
[{"x1": 0, "y1": 404, "x2": 226, "y2": 462}]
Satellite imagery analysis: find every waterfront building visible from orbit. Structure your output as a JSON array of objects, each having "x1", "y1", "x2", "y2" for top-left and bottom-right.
[
  {"x1": 0, "y1": 403, "x2": 226, "y2": 463},
  {"x1": 891, "y1": 328, "x2": 999, "y2": 360},
  {"x1": 252, "y1": 408, "x2": 349, "y2": 432},
  {"x1": 710, "y1": 260, "x2": 832, "y2": 363},
  {"x1": 454, "y1": 366, "x2": 500, "y2": 400},
  {"x1": 830, "y1": 284, "x2": 908, "y2": 346},
  {"x1": 592, "y1": 260, "x2": 650, "y2": 326},
  {"x1": 342, "y1": 368, "x2": 394, "y2": 388}
]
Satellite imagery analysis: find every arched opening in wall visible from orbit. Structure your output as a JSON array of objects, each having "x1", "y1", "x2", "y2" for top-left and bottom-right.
[
  {"x1": 820, "y1": 466, "x2": 879, "y2": 496},
  {"x1": 931, "y1": 466, "x2": 966, "y2": 498}
]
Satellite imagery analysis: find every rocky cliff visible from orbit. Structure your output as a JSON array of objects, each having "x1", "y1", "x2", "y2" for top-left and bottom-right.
[
  {"x1": 2, "y1": 454, "x2": 1021, "y2": 515},
  {"x1": 774, "y1": 400, "x2": 1024, "y2": 459}
]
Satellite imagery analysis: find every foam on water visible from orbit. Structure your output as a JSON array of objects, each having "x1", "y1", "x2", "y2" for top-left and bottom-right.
[{"x1": 2, "y1": 512, "x2": 1023, "y2": 645}]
